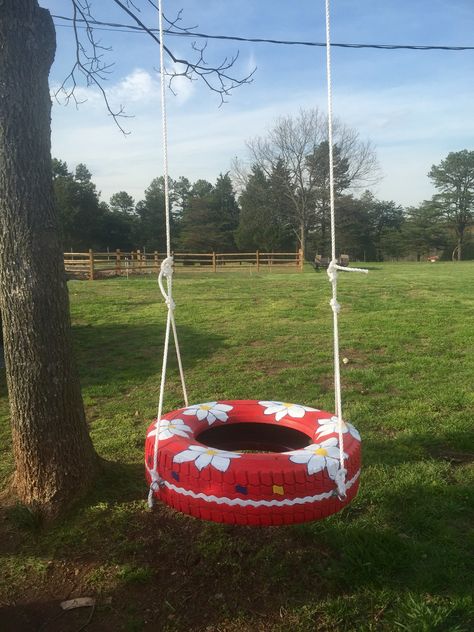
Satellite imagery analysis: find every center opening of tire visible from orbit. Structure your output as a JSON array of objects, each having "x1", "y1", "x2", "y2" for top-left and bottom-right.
[{"x1": 196, "y1": 422, "x2": 312, "y2": 453}]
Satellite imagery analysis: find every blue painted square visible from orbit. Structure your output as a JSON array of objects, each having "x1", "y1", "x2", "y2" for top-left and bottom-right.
[
  {"x1": 171, "y1": 471, "x2": 180, "y2": 481},
  {"x1": 235, "y1": 485, "x2": 248, "y2": 495}
]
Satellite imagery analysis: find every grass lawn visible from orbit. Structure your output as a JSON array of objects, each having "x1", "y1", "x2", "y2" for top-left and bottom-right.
[{"x1": 0, "y1": 262, "x2": 473, "y2": 631}]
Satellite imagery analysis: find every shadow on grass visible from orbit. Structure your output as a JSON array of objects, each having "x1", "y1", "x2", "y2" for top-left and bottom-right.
[
  {"x1": 72, "y1": 322, "x2": 225, "y2": 392},
  {"x1": 363, "y1": 429, "x2": 474, "y2": 467},
  {"x1": 2, "y1": 429, "x2": 473, "y2": 631}
]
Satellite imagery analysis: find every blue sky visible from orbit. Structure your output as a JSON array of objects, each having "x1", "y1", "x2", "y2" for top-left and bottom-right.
[{"x1": 42, "y1": 1, "x2": 474, "y2": 207}]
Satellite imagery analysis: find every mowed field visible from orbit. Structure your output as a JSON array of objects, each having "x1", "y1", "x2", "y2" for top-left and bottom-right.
[{"x1": 0, "y1": 262, "x2": 473, "y2": 631}]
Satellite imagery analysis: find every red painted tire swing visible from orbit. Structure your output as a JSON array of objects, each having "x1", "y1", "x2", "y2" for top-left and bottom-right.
[
  {"x1": 145, "y1": 400, "x2": 361, "y2": 525},
  {"x1": 145, "y1": 0, "x2": 365, "y2": 525}
]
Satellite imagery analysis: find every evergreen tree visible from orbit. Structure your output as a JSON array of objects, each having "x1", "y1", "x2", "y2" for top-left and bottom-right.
[
  {"x1": 134, "y1": 177, "x2": 170, "y2": 251},
  {"x1": 404, "y1": 201, "x2": 447, "y2": 260},
  {"x1": 109, "y1": 191, "x2": 135, "y2": 215},
  {"x1": 428, "y1": 150, "x2": 474, "y2": 260},
  {"x1": 180, "y1": 174, "x2": 239, "y2": 252},
  {"x1": 53, "y1": 160, "x2": 106, "y2": 250},
  {"x1": 236, "y1": 164, "x2": 294, "y2": 251}
]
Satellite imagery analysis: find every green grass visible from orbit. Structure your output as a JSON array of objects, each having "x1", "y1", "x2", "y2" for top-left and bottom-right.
[{"x1": 0, "y1": 262, "x2": 473, "y2": 631}]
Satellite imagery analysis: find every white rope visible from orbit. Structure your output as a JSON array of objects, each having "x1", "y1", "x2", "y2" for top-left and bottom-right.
[
  {"x1": 325, "y1": 0, "x2": 367, "y2": 499},
  {"x1": 149, "y1": 0, "x2": 188, "y2": 507}
]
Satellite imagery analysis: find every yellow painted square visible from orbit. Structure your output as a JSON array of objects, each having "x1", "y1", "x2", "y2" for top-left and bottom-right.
[{"x1": 273, "y1": 484, "x2": 284, "y2": 495}]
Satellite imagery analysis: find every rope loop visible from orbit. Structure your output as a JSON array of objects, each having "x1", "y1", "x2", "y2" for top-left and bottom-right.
[{"x1": 158, "y1": 255, "x2": 176, "y2": 310}]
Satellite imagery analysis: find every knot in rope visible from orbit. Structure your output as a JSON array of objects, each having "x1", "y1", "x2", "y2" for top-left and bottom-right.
[
  {"x1": 330, "y1": 298, "x2": 341, "y2": 314},
  {"x1": 158, "y1": 256, "x2": 175, "y2": 310},
  {"x1": 147, "y1": 470, "x2": 164, "y2": 508},
  {"x1": 334, "y1": 467, "x2": 347, "y2": 500},
  {"x1": 160, "y1": 256, "x2": 174, "y2": 278},
  {"x1": 327, "y1": 259, "x2": 339, "y2": 284}
]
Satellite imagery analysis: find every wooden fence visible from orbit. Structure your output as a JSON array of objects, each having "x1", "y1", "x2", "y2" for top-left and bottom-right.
[{"x1": 64, "y1": 249, "x2": 304, "y2": 280}]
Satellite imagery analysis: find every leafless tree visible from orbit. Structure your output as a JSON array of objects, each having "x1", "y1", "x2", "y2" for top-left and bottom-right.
[{"x1": 245, "y1": 108, "x2": 379, "y2": 257}]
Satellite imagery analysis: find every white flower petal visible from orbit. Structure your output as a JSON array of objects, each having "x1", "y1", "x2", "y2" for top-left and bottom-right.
[
  {"x1": 147, "y1": 428, "x2": 158, "y2": 438},
  {"x1": 171, "y1": 429, "x2": 192, "y2": 438},
  {"x1": 173, "y1": 449, "x2": 199, "y2": 464},
  {"x1": 348, "y1": 423, "x2": 361, "y2": 441},
  {"x1": 265, "y1": 404, "x2": 285, "y2": 416},
  {"x1": 325, "y1": 446, "x2": 342, "y2": 459},
  {"x1": 275, "y1": 410, "x2": 288, "y2": 422},
  {"x1": 196, "y1": 409, "x2": 208, "y2": 421},
  {"x1": 307, "y1": 455, "x2": 326, "y2": 475},
  {"x1": 212, "y1": 410, "x2": 229, "y2": 422},
  {"x1": 289, "y1": 452, "x2": 312, "y2": 465},
  {"x1": 207, "y1": 412, "x2": 217, "y2": 424},
  {"x1": 214, "y1": 403, "x2": 233, "y2": 412},
  {"x1": 194, "y1": 454, "x2": 213, "y2": 471},
  {"x1": 189, "y1": 445, "x2": 208, "y2": 453},
  {"x1": 325, "y1": 457, "x2": 340, "y2": 480},
  {"x1": 315, "y1": 425, "x2": 336, "y2": 438},
  {"x1": 320, "y1": 437, "x2": 339, "y2": 448},
  {"x1": 158, "y1": 429, "x2": 173, "y2": 440},
  {"x1": 210, "y1": 456, "x2": 231, "y2": 472},
  {"x1": 287, "y1": 405, "x2": 305, "y2": 418},
  {"x1": 259, "y1": 400, "x2": 280, "y2": 407},
  {"x1": 305, "y1": 443, "x2": 323, "y2": 451},
  {"x1": 213, "y1": 450, "x2": 241, "y2": 459},
  {"x1": 183, "y1": 408, "x2": 198, "y2": 416}
]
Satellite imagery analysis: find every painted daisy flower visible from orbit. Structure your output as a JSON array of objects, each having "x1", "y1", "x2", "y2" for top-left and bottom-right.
[
  {"x1": 287, "y1": 437, "x2": 346, "y2": 479},
  {"x1": 316, "y1": 416, "x2": 361, "y2": 442},
  {"x1": 182, "y1": 402, "x2": 233, "y2": 425},
  {"x1": 147, "y1": 418, "x2": 192, "y2": 441},
  {"x1": 173, "y1": 445, "x2": 241, "y2": 472},
  {"x1": 259, "y1": 400, "x2": 319, "y2": 422}
]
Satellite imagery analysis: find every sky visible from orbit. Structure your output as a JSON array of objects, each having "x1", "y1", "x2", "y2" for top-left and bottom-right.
[{"x1": 41, "y1": 0, "x2": 474, "y2": 208}]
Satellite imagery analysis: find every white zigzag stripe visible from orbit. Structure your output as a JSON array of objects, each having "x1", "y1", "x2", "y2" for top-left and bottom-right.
[{"x1": 163, "y1": 469, "x2": 361, "y2": 507}]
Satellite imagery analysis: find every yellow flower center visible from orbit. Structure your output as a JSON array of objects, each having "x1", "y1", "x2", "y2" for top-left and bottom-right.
[
  {"x1": 206, "y1": 449, "x2": 218, "y2": 456},
  {"x1": 200, "y1": 405, "x2": 212, "y2": 411},
  {"x1": 314, "y1": 448, "x2": 328, "y2": 456},
  {"x1": 282, "y1": 402, "x2": 294, "y2": 408}
]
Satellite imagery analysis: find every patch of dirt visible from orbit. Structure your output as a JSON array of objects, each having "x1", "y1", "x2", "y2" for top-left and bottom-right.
[
  {"x1": 0, "y1": 502, "x2": 335, "y2": 632},
  {"x1": 431, "y1": 449, "x2": 474, "y2": 466}
]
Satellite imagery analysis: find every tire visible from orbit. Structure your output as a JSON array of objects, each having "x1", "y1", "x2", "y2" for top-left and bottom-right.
[{"x1": 145, "y1": 399, "x2": 361, "y2": 526}]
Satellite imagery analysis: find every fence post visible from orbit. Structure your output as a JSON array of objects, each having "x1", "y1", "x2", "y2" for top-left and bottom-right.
[
  {"x1": 88, "y1": 249, "x2": 95, "y2": 280},
  {"x1": 298, "y1": 248, "x2": 304, "y2": 271},
  {"x1": 115, "y1": 249, "x2": 121, "y2": 275},
  {"x1": 137, "y1": 249, "x2": 141, "y2": 273},
  {"x1": 154, "y1": 251, "x2": 159, "y2": 272},
  {"x1": 212, "y1": 251, "x2": 217, "y2": 272},
  {"x1": 256, "y1": 250, "x2": 260, "y2": 272}
]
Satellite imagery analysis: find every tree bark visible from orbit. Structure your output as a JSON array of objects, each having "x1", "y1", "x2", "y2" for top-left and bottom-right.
[{"x1": 0, "y1": 0, "x2": 98, "y2": 518}]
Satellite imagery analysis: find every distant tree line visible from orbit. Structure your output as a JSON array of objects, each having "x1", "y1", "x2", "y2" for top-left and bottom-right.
[{"x1": 53, "y1": 116, "x2": 474, "y2": 261}]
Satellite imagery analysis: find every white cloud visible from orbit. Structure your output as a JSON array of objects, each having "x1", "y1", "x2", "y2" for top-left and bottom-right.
[
  {"x1": 112, "y1": 68, "x2": 158, "y2": 103},
  {"x1": 51, "y1": 67, "x2": 474, "y2": 208}
]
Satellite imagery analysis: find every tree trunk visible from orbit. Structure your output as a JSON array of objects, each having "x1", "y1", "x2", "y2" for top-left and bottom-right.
[
  {"x1": 0, "y1": 1, "x2": 98, "y2": 518},
  {"x1": 457, "y1": 236, "x2": 462, "y2": 261}
]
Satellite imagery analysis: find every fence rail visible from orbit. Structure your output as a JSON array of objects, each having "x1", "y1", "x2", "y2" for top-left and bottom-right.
[{"x1": 64, "y1": 249, "x2": 304, "y2": 280}]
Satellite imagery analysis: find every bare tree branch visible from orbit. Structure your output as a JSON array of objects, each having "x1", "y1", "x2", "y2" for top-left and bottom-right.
[{"x1": 54, "y1": 1, "x2": 255, "y2": 132}]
